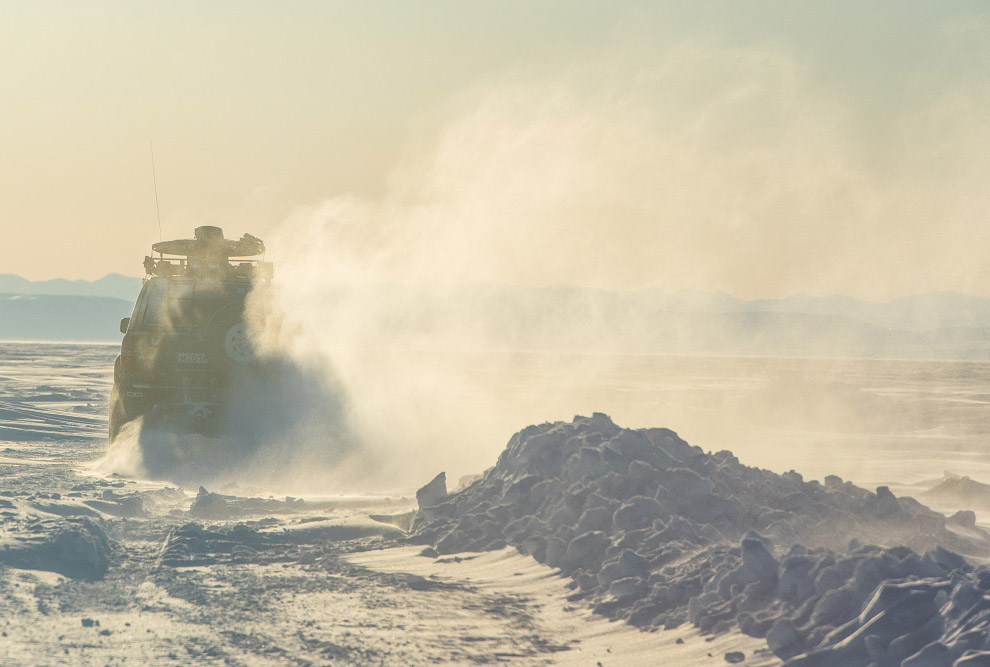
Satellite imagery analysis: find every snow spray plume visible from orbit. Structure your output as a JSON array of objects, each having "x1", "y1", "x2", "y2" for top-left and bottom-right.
[
  {"x1": 253, "y1": 19, "x2": 990, "y2": 488},
  {"x1": 96, "y1": 355, "x2": 358, "y2": 492},
  {"x1": 94, "y1": 276, "x2": 360, "y2": 492}
]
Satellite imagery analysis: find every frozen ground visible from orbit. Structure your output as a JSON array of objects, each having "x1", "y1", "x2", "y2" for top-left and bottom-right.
[{"x1": 0, "y1": 342, "x2": 989, "y2": 665}]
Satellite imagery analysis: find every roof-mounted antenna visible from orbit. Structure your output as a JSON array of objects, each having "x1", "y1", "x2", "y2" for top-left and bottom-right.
[{"x1": 150, "y1": 141, "x2": 163, "y2": 244}]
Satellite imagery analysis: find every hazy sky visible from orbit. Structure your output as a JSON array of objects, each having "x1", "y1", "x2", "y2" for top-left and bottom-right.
[{"x1": 2, "y1": 1, "x2": 988, "y2": 298}]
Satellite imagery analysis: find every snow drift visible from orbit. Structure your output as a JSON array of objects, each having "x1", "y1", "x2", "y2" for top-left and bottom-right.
[{"x1": 0, "y1": 497, "x2": 114, "y2": 580}]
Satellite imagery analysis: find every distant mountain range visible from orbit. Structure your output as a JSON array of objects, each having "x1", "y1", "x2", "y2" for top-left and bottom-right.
[
  {"x1": 0, "y1": 273, "x2": 142, "y2": 302},
  {"x1": 0, "y1": 274, "x2": 140, "y2": 342},
  {"x1": 0, "y1": 294, "x2": 132, "y2": 342},
  {"x1": 0, "y1": 275, "x2": 987, "y2": 359}
]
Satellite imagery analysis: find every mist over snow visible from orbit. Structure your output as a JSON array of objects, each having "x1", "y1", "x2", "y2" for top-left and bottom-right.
[
  {"x1": 239, "y1": 18, "x2": 990, "y2": 489},
  {"x1": 268, "y1": 16, "x2": 990, "y2": 300}
]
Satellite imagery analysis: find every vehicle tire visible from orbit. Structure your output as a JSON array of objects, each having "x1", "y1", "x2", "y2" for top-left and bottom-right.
[{"x1": 108, "y1": 383, "x2": 128, "y2": 444}]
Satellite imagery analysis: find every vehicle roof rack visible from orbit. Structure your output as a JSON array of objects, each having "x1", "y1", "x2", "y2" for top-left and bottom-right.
[{"x1": 144, "y1": 226, "x2": 273, "y2": 281}]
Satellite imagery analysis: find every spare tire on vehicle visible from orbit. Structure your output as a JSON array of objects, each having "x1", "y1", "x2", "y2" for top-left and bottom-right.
[{"x1": 206, "y1": 307, "x2": 258, "y2": 368}]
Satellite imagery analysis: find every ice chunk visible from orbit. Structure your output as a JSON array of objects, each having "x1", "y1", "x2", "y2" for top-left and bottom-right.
[
  {"x1": 767, "y1": 618, "x2": 801, "y2": 658},
  {"x1": 565, "y1": 530, "x2": 609, "y2": 570},
  {"x1": 740, "y1": 535, "x2": 778, "y2": 582},
  {"x1": 609, "y1": 576, "x2": 648, "y2": 601},
  {"x1": 613, "y1": 496, "x2": 663, "y2": 531},
  {"x1": 416, "y1": 472, "x2": 448, "y2": 510}
]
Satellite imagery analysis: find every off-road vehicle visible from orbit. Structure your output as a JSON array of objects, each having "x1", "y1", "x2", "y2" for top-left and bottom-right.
[{"x1": 109, "y1": 226, "x2": 273, "y2": 441}]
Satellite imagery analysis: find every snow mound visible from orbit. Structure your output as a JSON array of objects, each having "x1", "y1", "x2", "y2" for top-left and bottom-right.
[
  {"x1": 410, "y1": 414, "x2": 990, "y2": 666},
  {"x1": 0, "y1": 502, "x2": 114, "y2": 580}
]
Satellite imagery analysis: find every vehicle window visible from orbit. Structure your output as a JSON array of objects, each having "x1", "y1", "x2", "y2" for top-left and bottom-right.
[
  {"x1": 167, "y1": 281, "x2": 245, "y2": 326},
  {"x1": 140, "y1": 279, "x2": 169, "y2": 326},
  {"x1": 166, "y1": 281, "x2": 195, "y2": 325},
  {"x1": 129, "y1": 281, "x2": 149, "y2": 322},
  {"x1": 169, "y1": 282, "x2": 194, "y2": 302}
]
